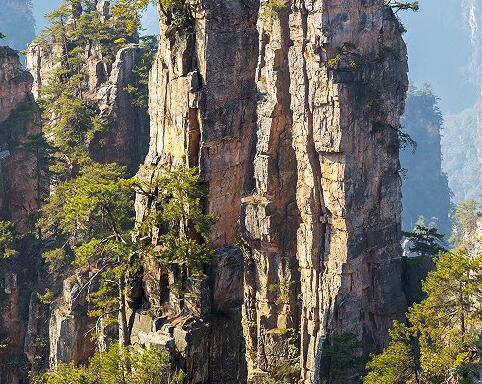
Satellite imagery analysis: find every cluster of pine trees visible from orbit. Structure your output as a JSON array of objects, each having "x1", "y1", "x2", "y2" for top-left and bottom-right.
[
  {"x1": 1, "y1": 0, "x2": 211, "y2": 380},
  {"x1": 365, "y1": 200, "x2": 482, "y2": 384}
]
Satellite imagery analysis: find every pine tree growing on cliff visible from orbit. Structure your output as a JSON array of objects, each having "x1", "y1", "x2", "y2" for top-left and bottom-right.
[
  {"x1": 0, "y1": 221, "x2": 18, "y2": 259},
  {"x1": 39, "y1": 163, "x2": 136, "y2": 345},
  {"x1": 402, "y1": 219, "x2": 447, "y2": 257},
  {"x1": 364, "y1": 236, "x2": 482, "y2": 383},
  {"x1": 135, "y1": 166, "x2": 216, "y2": 308}
]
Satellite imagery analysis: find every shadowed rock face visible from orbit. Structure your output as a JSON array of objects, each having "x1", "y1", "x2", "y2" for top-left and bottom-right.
[
  {"x1": 0, "y1": 47, "x2": 42, "y2": 384},
  {"x1": 137, "y1": 0, "x2": 408, "y2": 383}
]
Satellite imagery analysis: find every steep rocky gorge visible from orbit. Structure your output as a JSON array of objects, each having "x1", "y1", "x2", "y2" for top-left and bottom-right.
[{"x1": 0, "y1": 0, "x2": 410, "y2": 383}]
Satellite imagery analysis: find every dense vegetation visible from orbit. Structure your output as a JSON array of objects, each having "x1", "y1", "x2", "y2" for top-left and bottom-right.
[
  {"x1": 365, "y1": 201, "x2": 482, "y2": 384},
  {"x1": 33, "y1": 344, "x2": 185, "y2": 384},
  {"x1": 24, "y1": 1, "x2": 211, "y2": 378}
]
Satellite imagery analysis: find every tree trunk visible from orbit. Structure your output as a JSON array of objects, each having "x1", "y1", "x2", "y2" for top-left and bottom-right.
[{"x1": 118, "y1": 274, "x2": 129, "y2": 346}]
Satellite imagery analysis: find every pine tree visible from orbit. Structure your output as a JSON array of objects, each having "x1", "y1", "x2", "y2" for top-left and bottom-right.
[
  {"x1": 364, "y1": 239, "x2": 482, "y2": 383},
  {"x1": 33, "y1": 344, "x2": 185, "y2": 384},
  {"x1": 135, "y1": 166, "x2": 216, "y2": 307},
  {"x1": 403, "y1": 219, "x2": 447, "y2": 257},
  {"x1": 0, "y1": 221, "x2": 18, "y2": 259}
]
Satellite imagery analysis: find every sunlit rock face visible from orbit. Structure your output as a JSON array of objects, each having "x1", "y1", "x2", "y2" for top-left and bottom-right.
[
  {"x1": 242, "y1": 1, "x2": 408, "y2": 382},
  {"x1": 136, "y1": 1, "x2": 408, "y2": 383}
]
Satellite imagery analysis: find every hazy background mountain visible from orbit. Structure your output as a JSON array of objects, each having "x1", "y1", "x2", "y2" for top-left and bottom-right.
[
  {"x1": 401, "y1": 0, "x2": 481, "y2": 205},
  {"x1": 0, "y1": 0, "x2": 35, "y2": 51}
]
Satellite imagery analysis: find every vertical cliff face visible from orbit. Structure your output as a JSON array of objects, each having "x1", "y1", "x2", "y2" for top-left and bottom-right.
[
  {"x1": 134, "y1": 1, "x2": 259, "y2": 382},
  {"x1": 138, "y1": 0, "x2": 259, "y2": 246},
  {"x1": 241, "y1": 1, "x2": 408, "y2": 382},
  {"x1": 0, "y1": 46, "x2": 41, "y2": 384},
  {"x1": 138, "y1": 0, "x2": 408, "y2": 383}
]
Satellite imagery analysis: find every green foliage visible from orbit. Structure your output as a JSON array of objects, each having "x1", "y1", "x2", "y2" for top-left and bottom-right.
[
  {"x1": 365, "y1": 233, "x2": 482, "y2": 384},
  {"x1": 39, "y1": 162, "x2": 134, "y2": 329},
  {"x1": 36, "y1": 0, "x2": 153, "y2": 177},
  {"x1": 158, "y1": 0, "x2": 190, "y2": 30},
  {"x1": 136, "y1": 166, "x2": 216, "y2": 297},
  {"x1": 268, "y1": 278, "x2": 292, "y2": 305},
  {"x1": 0, "y1": 33, "x2": 5, "y2": 39},
  {"x1": 451, "y1": 200, "x2": 481, "y2": 246},
  {"x1": 124, "y1": 36, "x2": 158, "y2": 108},
  {"x1": 261, "y1": 0, "x2": 288, "y2": 19},
  {"x1": 42, "y1": 248, "x2": 69, "y2": 274},
  {"x1": 37, "y1": 289, "x2": 55, "y2": 305},
  {"x1": 254, "y1": 361, "x2": 300, "y2": 384},
  {"x1": 385, "y1": 1, "x2": 419, "y2": 13},
  {"x1": 403, "y1": 219, "x2": 447, "y2": 257},
  {"x1": 0, "y1": 221, "x2": 18, "y2": 259},
  {"x1": 33, "y1": 344, "x2": 185, "y2": 384},
  {"x1": 328, "y1": 43, "x2": 363, "y2": 69},
  {"x1": 323, "y1": 333, "x2": 363, "y2": 383},
  {"x1": 364, "y1": 322, "x2": 419, "y2": 384},
  {"x1": 39, "y1": 162, "x2": 214, "y2": 339}
]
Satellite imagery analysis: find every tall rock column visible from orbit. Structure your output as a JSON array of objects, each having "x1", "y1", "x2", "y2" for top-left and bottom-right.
[
  {"x1": 242, "y1": 1, "x2": 409, "y2": 382},
  {"x1": 139, "y1": 0, "x2": 259, "y2": 246},
  {"x1": 134, "y1": 0, "x2": 259, "y2": 382},
  {"x1": 0, "y1": 46, "x2": 42, "y2": 384}
]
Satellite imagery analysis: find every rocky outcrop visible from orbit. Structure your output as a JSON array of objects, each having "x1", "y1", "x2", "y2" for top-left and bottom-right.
[
  {"x1": 134, "y1": 1, "x2": 259, "y2": 382},
  {"x1": 0, "y1": 46, "x2": 42, "y2": 384},
  {"x1": 136, "y1": 1, "x2": 408, "y2": 383},
  {"x1": 48, "y1": 274, "x2": 96, "y2": 367},
  {"x1": 240, "y1": 2, "x2": 408, "y2": 382},
  {"x1": 27, "y1": 42, "x2": 150, "y2": 174}
]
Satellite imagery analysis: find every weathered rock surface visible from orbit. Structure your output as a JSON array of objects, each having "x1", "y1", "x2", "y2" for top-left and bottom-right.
[
  {"x1": 134, "y1": 1, "x2": 259, "y2": 382},
  {"x1": 136, "y1": 1, "x2": 408, "y2": 383},
  {"x1": 0, "y1": 46, "x2": 42, "y2": 384},
  {"x1": 130, "y1": 246, "x2": 247, "y2": 384},
  {"x1": 241, "y1": 2, "x2": 408, "y2": 382},
  {"x1": 48, "y1": 274, "x2": 96, "y2": 367},
  {"x1": 27, "y1": 41, "x2": 149, "y2": 174}
]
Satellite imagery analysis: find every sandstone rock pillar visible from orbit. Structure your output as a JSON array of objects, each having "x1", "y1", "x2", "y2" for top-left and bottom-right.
[{"x1": 241, "y1": 1, "x2": 409, "y2": 382}]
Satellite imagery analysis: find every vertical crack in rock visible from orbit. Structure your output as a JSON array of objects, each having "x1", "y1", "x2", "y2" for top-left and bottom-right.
[
  {"x1": 134, "y1": 1, "x2": 259, "y2": 382},
  {"x1": 243, "y1": 0, "x2": 409, "y2": 382}
]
